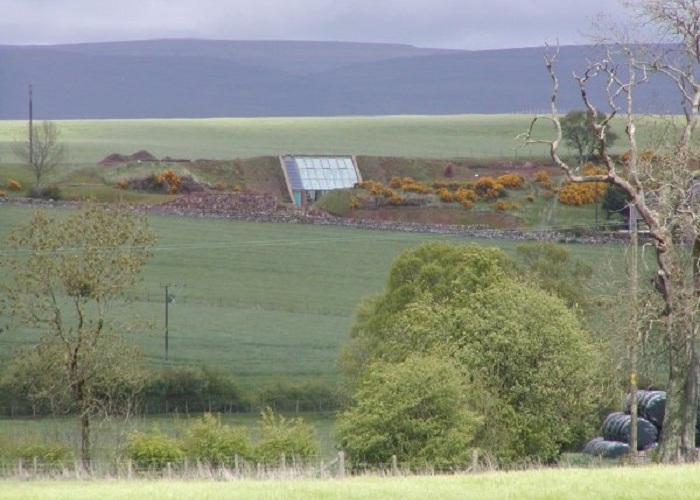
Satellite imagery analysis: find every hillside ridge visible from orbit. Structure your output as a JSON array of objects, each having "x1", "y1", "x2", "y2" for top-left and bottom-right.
[{"x1": 0, "y1": 39, "x2": 678, "y2": 119}]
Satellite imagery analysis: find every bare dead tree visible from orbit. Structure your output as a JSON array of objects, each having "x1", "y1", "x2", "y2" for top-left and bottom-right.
[
  {"x1": 521, "y1": 0, "x2": 700, "y2": 463},
  {"x1": 11, "y1": 120, "x2": 67, "y2": 189}
]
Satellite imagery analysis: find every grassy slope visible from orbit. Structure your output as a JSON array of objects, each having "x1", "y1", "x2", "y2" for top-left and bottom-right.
[
  {"x1": 0, "y1": 205, "x2": 626, "y2": 390},
  {"x1": 2, "y1": 464, "x2": 700, "y2": 499}
]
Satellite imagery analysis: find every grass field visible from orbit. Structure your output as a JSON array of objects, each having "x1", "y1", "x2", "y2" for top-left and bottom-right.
[
  {"x1": 0, "y1": 204, "x2": 628, "y2": 390},
  {"x1": 2, "y1": 464, "x2": 700, "y2": 499},
  {"x1": 0, "y1": 113, "x2": 663, "y2": 168}
]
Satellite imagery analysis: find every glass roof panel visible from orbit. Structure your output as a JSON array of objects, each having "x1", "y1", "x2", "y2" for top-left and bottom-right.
[{"x1": 289, "y1": 156, "x2": 359, "y2": 191}]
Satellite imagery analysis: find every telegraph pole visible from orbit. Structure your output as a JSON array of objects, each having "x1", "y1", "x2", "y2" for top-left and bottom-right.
[
  {"x1": 629, "y1": 204, "x2": 638, "y2": 458},
  {"x1": 28, "y1": 84, "x2": 33, "y2": 169},
  {"x1": 162, "y1": 283, "x2": 177, "y2": 361}
]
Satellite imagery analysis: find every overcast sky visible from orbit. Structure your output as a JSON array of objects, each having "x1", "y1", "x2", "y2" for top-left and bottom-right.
[{"x1": 1, "y1": 0, "x2": 629, "y2": 50}]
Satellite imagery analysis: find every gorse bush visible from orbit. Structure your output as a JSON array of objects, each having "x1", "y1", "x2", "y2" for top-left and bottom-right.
[
  {"x1": 6, "y1": 179, "x2": 21, "y2": 191},
  {"x1": 496, "y1": 172, "x2": 525, "y2": 189},
  {"x1": 558, "y1": 163, "x2": 606, "y2": 206}
]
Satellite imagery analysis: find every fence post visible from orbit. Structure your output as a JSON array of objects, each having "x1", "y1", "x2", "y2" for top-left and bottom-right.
[
  {"x1": 391, "y1": 454, "x2": 398, "y2": 475},
  {"x1": 471, "y1": 449, "x2": 479, "y2": 472},
  {"x1": 167, "y1": 461, "x2": 172, "y2": 479},
  {"x1": 338, "y1": 451, "x2": 345, "y2": 478},
  {"x1": 234, "y1": 454, "x2": 239, "y2": 477},
  {"x1": 127, "y1": 459, "x2": 133, "y2": 479},
  {"x1": 33, "y1": 456, "x2": 38, "y2": 475}
]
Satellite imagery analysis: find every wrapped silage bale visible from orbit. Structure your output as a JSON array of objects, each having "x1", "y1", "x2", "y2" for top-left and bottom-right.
[
  {"x1": 623, "y1": 390, "x2": 666, "y2": 430},
  {"x1": 601, "y1": 412, "x2": 658, "y2": 450},
  {"x1": 583, "y1": 436, "x2": 631, "y2": 459}
]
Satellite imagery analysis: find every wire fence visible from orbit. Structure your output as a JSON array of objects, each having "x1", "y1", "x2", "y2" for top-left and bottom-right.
[{"x1": 0, "y1": 452, "x2": 487, "y2": 480}]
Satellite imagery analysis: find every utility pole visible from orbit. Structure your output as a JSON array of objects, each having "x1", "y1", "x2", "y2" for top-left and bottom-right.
[
  {"x1": 162, "y1": 283, "x2": 177, "y2": 361},
  {"x1": 28, "y1": 84, "x2": 33, "y2": 169},
  {"x1": 629, "y1": 204, "x2": 638, "y2": 458}
]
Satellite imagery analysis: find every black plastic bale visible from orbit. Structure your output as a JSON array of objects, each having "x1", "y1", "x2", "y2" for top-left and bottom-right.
[
  {"x1": 600, "y1": 412, "x2": 658, "y2": 450},
  {"x1": 623, "y1": 390, "x2": 666, "y2": 431},
  {"x1": 641, "y1": 392, "x2": 666, "y2": 429},
  {"x1": 583, "y1": 437, "x2": 604, "y2": 454},
  {"x1": 582, "y1": 437, "x2": 631, "y2": 459}
]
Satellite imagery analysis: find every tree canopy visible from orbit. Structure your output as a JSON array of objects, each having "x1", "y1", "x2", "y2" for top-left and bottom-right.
[
  {"x1": 560, "y1": 109, "x2": 619, "y2": 164},
  {"x1": 338, "y1": 242, "x2": 608, "y2": 465}
]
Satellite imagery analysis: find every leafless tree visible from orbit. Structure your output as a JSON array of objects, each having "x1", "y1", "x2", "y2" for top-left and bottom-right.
[
  {"x1": 521, "y1": 0, "x2": 700, "y2": 462},
  {"x1": 11, "y1": 120, "x2": 67, "y2": 189}
]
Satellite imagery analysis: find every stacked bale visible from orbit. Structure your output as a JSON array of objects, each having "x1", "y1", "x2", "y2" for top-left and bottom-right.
[
  {"x1": 583, "y1": 436, "x2": 631, "y2": 459},
  {"x1": 584, "y1": 389, "x2": 700, "y2": 457},
  {"x1": 600, "y1": 412, "x2": 658, "y2": 450},
  {"x1": 623, "y1": 390, "x2": 666, "y2": 429}
]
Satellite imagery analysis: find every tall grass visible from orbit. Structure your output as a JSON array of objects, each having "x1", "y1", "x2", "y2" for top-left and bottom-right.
[{"x1": 1, "y1": 463, "x2": 700, "y2": 499}]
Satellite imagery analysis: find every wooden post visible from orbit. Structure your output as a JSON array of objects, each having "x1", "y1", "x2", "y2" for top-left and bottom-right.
[
  {"x1": 338, "y1": 451, "x2": 345, "y2": 478},
  {"x1": 391, "y1": 454, "x2": 398, "y2": 475},
  {"x1": 629, "y1": 205, "x2": 638, "y2": 458},
  {"x1": 471, "y1": 449, "x2": 479, "y2": 472}
]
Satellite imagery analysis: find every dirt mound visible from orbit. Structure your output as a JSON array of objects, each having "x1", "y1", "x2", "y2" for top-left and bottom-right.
[{"x1": 99, "y1": 150, "x2": 159, "y2": 166}]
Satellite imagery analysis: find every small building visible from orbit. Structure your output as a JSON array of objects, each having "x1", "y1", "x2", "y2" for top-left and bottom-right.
[{"x1": 279, "y1": 154, "x2": 362, "y2": 206}]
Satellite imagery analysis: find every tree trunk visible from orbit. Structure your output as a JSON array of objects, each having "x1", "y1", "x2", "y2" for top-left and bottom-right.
[
  {"x1": 657, "y1": 305, "x2": 699, "y2": 462},
  {"x1": 80, "y1": 412, "x2": 91, "y2": 470}
]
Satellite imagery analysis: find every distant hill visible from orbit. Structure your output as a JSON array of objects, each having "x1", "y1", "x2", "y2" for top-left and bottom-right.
[{"x1": 0, "y1": 39, "x2": 678, "y2": 120}]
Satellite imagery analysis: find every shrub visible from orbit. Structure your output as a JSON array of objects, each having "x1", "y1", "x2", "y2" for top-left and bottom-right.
[
  {"x1": 437, "y1": 187, "x2": 454, "y2": 203},
  {"x1": 496, "y1": 172, "x2": 525, "y2": 189},
  {"x1": 491, "y1": 200, "x2": 520, "y2": 211},
  {"x1": 0, "y1": 439, "x2": 74, "y2": 466},
  {"x1": 0, "y1": 190, "x2": 5, "y2": 197},
  {"x1": 443, "y1": 163, "x2": 455, "y2": 178},
  {"x1": 356, "y1": 180, "x2": 384, "y2": 195},
  {"x1": 474, "y1": 177, "x2": 505, "y2": 199},
  {"x1": 454, "y1": 187, "x2": 478, "y2": 208},
  {"x1": 6, "y1": 179, "x2": 21, "y2": 191},
  {"x1": 27, "y1": 185, "x2": 62, "y2": 200},
  {"x1": 255, "y1": 408, "x2": 320, "y2": 464},
  {"x1": 526, "y1": 193, "x2": 535, "y2": 202},
  {"x1": 116, "y1": 179, "x2": 128, "y2": 190},
  {"x1": 558, "y1": 164, "x2": 606, "y2": 206},
  {"x1": 180, "y1": 413, "x2": 252, "y2": 465},
  {"x1": 335, "y1": 355, "x2": 479, "y2": 467},
  {"x1": 535, "y1": 170, "x2": 553, "y2": 190},
  {"x1": 123, "y1": 430, "x2": 183, "y2": 469}
]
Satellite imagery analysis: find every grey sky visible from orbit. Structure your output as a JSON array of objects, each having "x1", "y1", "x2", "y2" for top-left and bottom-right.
[{"x1": 1, "y1": 0, "x2": 629, "y2": 49}]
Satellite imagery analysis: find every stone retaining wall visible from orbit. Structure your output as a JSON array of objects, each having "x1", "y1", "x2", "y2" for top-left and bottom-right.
[{"x1": 0, "y1": 196, "x2": 634, "y2": 245}]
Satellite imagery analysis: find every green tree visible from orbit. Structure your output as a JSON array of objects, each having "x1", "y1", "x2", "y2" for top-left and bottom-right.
[
  {"x1": 514, "y1": 241, "x2": 593, "y2": 311},
  {"x1": 335, "y1": 354, "x2": 480, "y2": 467},
  {"x1": 601, "y1": 184, "x2": 632, "y2": 225},
  {"x1": 11, "y1": 120, "x2": 68, "y2": 189},
  {"x1": 340, "y1": 242, "x2": 607, "y2": 464},
  {"x1": 1, "y1": 205, "x2": 155, "y2": 468},
  {"x1": 560, "y1": 109, "x2": 618, "y2": 164}
]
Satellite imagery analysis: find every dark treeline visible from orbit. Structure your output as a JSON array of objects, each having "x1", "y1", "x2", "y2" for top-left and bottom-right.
[{"x1": 0, "y1": 365, "x2": 341, "y2": 418}]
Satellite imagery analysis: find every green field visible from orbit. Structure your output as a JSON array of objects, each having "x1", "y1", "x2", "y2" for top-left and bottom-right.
[
  {"x1": 0, "y1": 204, "x2": 627, "y2": 389},
  {"x1": 2, "y1": 464, "x2": 700, "y2": 499},
  {"x1": 0, "y1": 113, "x2": 664, "y2": 168}
]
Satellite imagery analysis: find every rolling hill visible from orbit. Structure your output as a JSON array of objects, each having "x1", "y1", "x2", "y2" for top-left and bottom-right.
[{"x1": 0, "y1": 39, "x2": 677, "y2": 119}]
